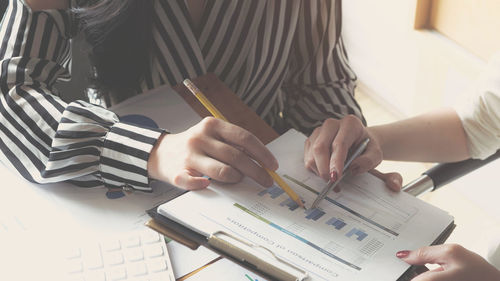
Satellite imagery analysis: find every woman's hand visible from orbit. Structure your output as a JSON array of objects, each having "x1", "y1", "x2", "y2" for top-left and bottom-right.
[
  {"x1": 148, "y1": 117, "x2": 278, "y2": 190},
  {"x1": 397, "y1": 244, "x2": 500, "y2": 281},
  {"x1": 304, "y1": 115, "x2": 401, "y2": 191}
]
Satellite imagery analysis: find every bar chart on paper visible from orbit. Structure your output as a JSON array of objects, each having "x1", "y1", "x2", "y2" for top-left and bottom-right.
[
  {"x1": 238, "y1": 171, "x2": 422, "y2": 274},
  {"x1": 281, "y1": 172, "x2": 418, "y2": 235},
  {"x1": 158, "y1": 129, "x2": 455, "y2": 281}
]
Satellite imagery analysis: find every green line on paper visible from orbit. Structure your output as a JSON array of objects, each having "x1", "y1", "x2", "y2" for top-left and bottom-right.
[
  {"x1": 245, "y1": 274, "x2": 254, "y2": 281},
  {"x1": 282, "y1": 174, "x2": 318, "y2": 194},
  {"x1": 232, "y1": 203, "x2": 362, "y2": 270},
  {"x1": 234, "y1": 203, "x2": 271, "y2": 224}
]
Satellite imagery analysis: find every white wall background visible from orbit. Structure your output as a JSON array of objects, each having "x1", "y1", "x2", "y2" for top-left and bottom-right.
[{"x1": 342, "y1": 0, "x2": 487, "y2": 120}]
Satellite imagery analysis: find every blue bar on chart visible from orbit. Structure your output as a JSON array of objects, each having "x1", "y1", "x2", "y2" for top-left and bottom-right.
[
  {"x1": 326, "y1": 217, "x2": 347, "y2": 230},
  {"x1": 346, "y1": 228, "x2": 368, "y2": 241},
  {"x1": 305, "y1": 208, "x2": 325, "y2": 221},
  {"x1": 280, "y1": 198, "x2": 299, "y2": 211},
  {"x1": 258, "y1": 185, "x2": 285, "y2": 199}
]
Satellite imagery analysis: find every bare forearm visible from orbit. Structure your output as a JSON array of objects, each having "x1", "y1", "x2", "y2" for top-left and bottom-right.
[{"x1": 369, "y1": 108, "x2": 470, "y2": 162}]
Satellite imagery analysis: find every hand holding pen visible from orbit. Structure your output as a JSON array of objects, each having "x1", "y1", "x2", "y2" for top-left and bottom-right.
[
  {"x1": 303, "y1": 116, "x2": 402, "y2": 196},
  {"x1": 310, "y1": 138, "x2": 369, "y2": 209}
]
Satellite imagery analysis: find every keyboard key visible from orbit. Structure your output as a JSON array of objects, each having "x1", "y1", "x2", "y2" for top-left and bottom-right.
[
  {"x1": 125, "y1": 248, "x2": 144, "y2": 262},
  {"x1": 108, "y1": 266, "x2": 127, "y2": 280},
  {"x1": 147, "y1": 258, "x2": 167, "y2": 273},
  {"x1": 144, "y1": 244, "x2": 164, "y2": 258},
  {"x1": 61, "y1": 229, "x2": 175, "y2": 281},
  {"x1": 150, "y1": 272, "x2": 173, "y2": 281},
  {"x1": 82, "y1": 245, "x2": 103, "y2": 269},
  {"x1": 141, "y1": 230, "x2": 160, "y2": 244},
  {"x1": 123, "y1": 236, "x2": 141, "y2": 248},
  {"x1": 66, "y1": 260, "x2": 83, "y2": 273},
  {"x1": 85, "y1": 270, "x2": 106, "y2": 281},
  {"x1": 128, "y1": 262, "x2": 148, "y2": 276},
  {"x1": 104, "y1": 252, "x2": 124, "y2": 266},
  {"x1": 102, "y1": 239, "x2": 121, "y2": 252}
]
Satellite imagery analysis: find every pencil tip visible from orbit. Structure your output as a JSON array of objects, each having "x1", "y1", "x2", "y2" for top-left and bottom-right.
[{"x1": 298, "y1": 200, "x2": 306, "y2": 210}]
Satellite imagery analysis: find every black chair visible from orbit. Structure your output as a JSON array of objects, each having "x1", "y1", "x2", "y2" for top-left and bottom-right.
[{"x1": 403, "y1": 150, "x2": 500, "y2": 196}]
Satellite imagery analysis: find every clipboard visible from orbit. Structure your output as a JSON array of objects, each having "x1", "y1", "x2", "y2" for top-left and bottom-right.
[
  {"x1": 145, "y1": 205, "x2": 308, "y2": 281},
  {"x1": 146, "y1": 203, "x2": 455, "y2": 281},
  {"x1": 144, "y1": 75, "x2": 456, "y2": 280}
]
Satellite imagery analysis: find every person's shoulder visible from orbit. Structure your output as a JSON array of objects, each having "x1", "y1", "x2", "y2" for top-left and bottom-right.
[
  {"x1": 479, "y1": 52, "x2": 500, "y2": 100},
  {"x1": 24, "y1": 0, "x2": 69, "y2": 11}
]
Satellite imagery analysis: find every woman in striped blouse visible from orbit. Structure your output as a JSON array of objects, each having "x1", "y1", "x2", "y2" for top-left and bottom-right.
[{"x1": 0, "y1": 0, "x2": 364, "y2": 192}]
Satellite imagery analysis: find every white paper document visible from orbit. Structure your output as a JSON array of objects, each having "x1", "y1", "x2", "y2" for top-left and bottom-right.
[{"x1": 158, "y1": 129, "x2": 454, "y2": 281}]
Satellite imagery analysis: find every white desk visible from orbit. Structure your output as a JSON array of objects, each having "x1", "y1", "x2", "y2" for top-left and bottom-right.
[
  {"x1": 0, "y1": 74, "x2": 278, "y2": 280},
  {"x1": 0, "y1": 85, "x2": 217, "y2": 280}
]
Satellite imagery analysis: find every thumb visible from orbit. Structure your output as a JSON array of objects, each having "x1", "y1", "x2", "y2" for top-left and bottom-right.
[
  {"x1": 369, "y1": 169, "x2": 403, "y2": 192},
  {"x1": 396, "y1": 245, "x2": 451, "y2": 266},
  {"x1": 174, "y1": 169, "x2": 211, "y2": 190}
]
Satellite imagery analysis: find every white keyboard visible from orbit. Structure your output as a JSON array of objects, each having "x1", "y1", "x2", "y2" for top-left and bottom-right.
[{"x1": 64, "y1": 229, "x2": 175, "y2": 281}]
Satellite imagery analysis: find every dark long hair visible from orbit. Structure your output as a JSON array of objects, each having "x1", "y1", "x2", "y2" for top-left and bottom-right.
[{"x1": 74, "y1": 0, "x2": 154, "y2": 95}]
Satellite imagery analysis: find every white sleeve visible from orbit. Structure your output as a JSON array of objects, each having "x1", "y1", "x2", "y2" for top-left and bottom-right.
[{"x1": 456, "y1": 53, "x2": 500, "y2": 159}]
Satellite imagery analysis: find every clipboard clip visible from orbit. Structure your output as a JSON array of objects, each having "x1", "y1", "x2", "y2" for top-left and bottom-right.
[{"x1": 208, "y1": 231, "x2": 309, "y2": 281}]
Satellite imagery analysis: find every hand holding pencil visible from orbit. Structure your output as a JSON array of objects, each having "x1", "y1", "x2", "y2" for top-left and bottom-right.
[
  {"x1": 183, "y1": 79, "x2": 305, "y2": 209},
  {"x1": 148, "y1": 80, "x2": 280, "y2": 190}
]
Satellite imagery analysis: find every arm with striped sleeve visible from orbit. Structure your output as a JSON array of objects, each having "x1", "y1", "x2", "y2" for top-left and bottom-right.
[
  {"x1": 0, "y1": 0, "x2": 164, "y2": 191},
  {"x1": 282, "y1": 0, "x2": 365, "y2": 135}
]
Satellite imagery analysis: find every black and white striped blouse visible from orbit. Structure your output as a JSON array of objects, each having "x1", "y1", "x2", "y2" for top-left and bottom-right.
[{"x1": 0, "y1": 0, "x2": 363, "y2": 191}]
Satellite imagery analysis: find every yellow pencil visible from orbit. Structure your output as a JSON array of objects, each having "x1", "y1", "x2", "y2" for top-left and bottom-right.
[{"x1": 183, "y1": 79, "x2": 305, "y2": 209}]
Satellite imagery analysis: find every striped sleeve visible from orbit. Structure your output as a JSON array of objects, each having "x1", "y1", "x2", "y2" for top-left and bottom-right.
[
  {"x1": 0, "y1": 0, "x2": 163, "y2": 191},
  {"x1": 282, "y1": 0, "x2": 365, "y2": 135}
]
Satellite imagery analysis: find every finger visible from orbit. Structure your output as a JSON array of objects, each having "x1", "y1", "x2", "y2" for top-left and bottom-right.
[
  {"x1": 202, "y1": 139, "x2": 274, "y2": 187},
  {"x1": 397, "y1": 245, "x2": 456, "y2": 266},
  {"x1": 384, "y1": 172, "x2": 403, "y2": 191},
  {"x1": 172, "y1": 169, "x2": 211, "y2": 190},
  {"x1": 369, "y1": 169, "x2": 403, "y2": 192},
  {"x1": 304, "y1": 142, "x2": 319, "y2": 175},
  {"x1": 330, "y1": 116, "x2": 366, "y2": 179},
  {"x1": 210, "y1": 119, "x2": 279, "y2": 170},
  {"x1": 189, "y1": 154, "x2": 244, "y2": 184},
  {"x1": 304, "y1": 128, "x2": 320, "y2": 174},
  {"x1": 312, "y1": 120, "x2": 340, "y2": 181},
  {"x1": 348, "y1": 140, "x2": 383, "y2": 176},
  {"x1": 411, "y1": 269, "x2": 452, "y2": 281}
]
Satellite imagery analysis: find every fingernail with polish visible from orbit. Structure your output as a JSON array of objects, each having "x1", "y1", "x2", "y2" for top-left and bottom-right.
[
  {"x1": 330, "y1": 170, "x2": 337, "y2": 182},
  {"x1": 396, "y1": 250, "x2": 410, "y2": 258}
]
